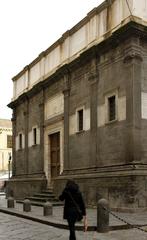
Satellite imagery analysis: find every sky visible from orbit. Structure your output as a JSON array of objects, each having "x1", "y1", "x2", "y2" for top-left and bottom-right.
[{"x1": 0, "y1": 0, "x2": 103, "y2": 120}]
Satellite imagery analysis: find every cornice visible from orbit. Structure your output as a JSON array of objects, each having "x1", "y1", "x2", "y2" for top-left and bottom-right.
[
  {"x1": 123, "y1": 52, "x2": 143, "y2": 63},
  {"x1": 8, "y1": 21, "x2": 147, "y2": 109},
  {"x1": 12, "y1": 1, "x2": 108, "y2": 82}
]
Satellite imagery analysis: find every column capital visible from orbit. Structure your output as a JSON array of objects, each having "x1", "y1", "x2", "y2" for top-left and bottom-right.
[
  {"x1": 123, "y1": 49, "x2": 143, "y2": 64},
  {"x1": 88, "y1": 72, "x2": 99, "y2": 84},
  {"x1": 63, "y1": 88, "x2": 70, "y2": 98},
  {"x1": 62, "y1": 71, "x2": 71, "y2": 95}
]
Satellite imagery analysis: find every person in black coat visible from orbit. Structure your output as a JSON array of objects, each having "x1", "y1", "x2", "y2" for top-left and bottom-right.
[{"x1": 59, "y1": 179, "x2": 87, "y2": 240}]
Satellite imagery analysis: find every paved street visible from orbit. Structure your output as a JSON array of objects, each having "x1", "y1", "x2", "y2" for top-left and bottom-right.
[
  {"x1": 1, "y1": 194, "x2": 147, "y2": 240},
  {"x1": 1, "y1": 212, "x2": 147, "y2": 240},
  {"x1": 0, "y1": 212, "x2": 69, "y2": 240}
]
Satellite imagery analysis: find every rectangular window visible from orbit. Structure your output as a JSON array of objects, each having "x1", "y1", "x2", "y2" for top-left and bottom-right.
[
  {"x1": 108, "y1": 95, "x2": 116, "y2": 121},
  {"x1": 33, "y1": 128, "x2": 37, "y2": 145},
  {"x1": 78, "y1": 109, "x2": 83, "y2": 131},
  {"x1": 19, "y1": 133, "x2": 22, "y2": 149},
  {"x1": 7, "y1": 135, "x2": 12, "y2": 148}
]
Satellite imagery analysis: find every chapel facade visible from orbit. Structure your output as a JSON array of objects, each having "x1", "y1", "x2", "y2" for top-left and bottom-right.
[{"x1": 8, "y1": 0, "x2": 147, "y2": 210}]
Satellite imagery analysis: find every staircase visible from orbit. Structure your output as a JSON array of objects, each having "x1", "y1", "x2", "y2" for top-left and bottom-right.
[{"x1": 16, "y1": 188, "x2": 63, "y2": 207}]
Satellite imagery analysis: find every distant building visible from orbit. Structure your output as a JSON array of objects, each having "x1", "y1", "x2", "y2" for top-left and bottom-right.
[
  {"x1": 0, "y1": 119, "x2": 12, "y2": 173},
  {"x1": 8, "y1": 0, "x2": 147, "y2": 210}
]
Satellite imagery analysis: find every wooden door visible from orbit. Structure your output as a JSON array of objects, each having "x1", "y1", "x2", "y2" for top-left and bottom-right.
[{"x1": 50, "y1": 132, "x2": 60, "y2": 180}]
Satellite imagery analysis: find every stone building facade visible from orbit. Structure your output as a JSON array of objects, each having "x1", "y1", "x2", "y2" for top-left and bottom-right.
[
  {"x1": 8, "y1": 0, "x2": 147, "y2": 210},
  {"x1": 0, "y1": 119, "x2": 12, "y2": 173}
]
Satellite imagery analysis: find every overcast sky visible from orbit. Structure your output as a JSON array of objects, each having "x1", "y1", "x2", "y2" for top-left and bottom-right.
[{"x1": 0, "y1": 0, "x2": 103, "y2": 120}]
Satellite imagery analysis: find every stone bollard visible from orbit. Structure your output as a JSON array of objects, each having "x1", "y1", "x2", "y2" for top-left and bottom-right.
[
  {"x1": 23, "y1": 199, "x2": 31, "y2": 212},
  {"x1": 43, "y1": 201, "x2": 53, "y2": 216},
  {"x1": 97, "y1": 198, "x2": 109, "y2": 233},
  {"x1": 7, "y1": 197, "x2": 15, "y2": 208}
]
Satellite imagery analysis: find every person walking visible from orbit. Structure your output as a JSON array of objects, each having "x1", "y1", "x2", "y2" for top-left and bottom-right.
[{"x1": 59, "y1": 179, "x2": 87, "y2": 240}]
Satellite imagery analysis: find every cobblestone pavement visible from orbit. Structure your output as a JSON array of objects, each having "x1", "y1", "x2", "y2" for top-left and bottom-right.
[
  {"x1": 1, "y1": 196, "x2": 147, "y2": 228},
  {"x1": 0, "y1": 212, "x2": 68, "y2": 240},
  {"x1": 1, "y1": 194, "x2": 147, "y2": 240},
  {"x1": 1, "y1": 212, "x2": 147, "y2": 240}
]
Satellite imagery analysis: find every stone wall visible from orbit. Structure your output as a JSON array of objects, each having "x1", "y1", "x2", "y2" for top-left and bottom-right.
[
  {"x1": 15, "y1": 103, "x2": 26, "y2": 175},
  {"x1": 8, "y1": 22, "x2": 147, "y2": 209},
  {"x1": 7, "y1": 178, "x2": 47, "y2": 199},
  {"x1": 141, "y1": 47, "x2": 147, "y2": 163},
  {"x1": 28, "y1": 91, "x2": 44, "y2": 175},
  {"x1": 54, "y1": 174, "x2": 147, "y2": 211},
  {"x1": 54, "y1": 32, "x2": 147, "y2": 210}
]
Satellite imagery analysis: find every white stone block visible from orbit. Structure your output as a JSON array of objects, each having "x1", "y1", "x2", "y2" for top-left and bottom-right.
[
  {"x1": 45, "y1": 46, "x2": 60, "y2": 75},
  {"x1": 132, "y1": 0, "x2": 147, "y2": 20},
  {"x1": 15, "y1": 74, "x2": 26, "y2": 98},
  {"x1": 141, "y1": 92, "x2": 147, "y2": 119},
  {"x1": 69, "y1": 114, "x2": 76, "y2": 135},
  {"x1": 98, "y1": 104, "x2": 105, "y2": 127},
  {"x1": 30, "y1": 62, "x2": 40, "y2": 86},
  {"x1": 118, "y1": 96, "x2": 126, "y2": 121},
  {"x1": 85, "y1": 108, "x2": 90, "y2": 131},
  {"x1": 45, "y1": 93, "x2": 64, "y2": 120},
  {"x1": 70, "y1": 26, "x2": 86, "y2": 56},
  {"x1": 13, "y1": 0, "x2": 147, "y2": 100}
]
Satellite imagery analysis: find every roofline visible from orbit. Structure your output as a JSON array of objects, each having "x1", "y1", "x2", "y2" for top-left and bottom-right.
[
  {"x1": 8, "y1": 21, "x2": 146, "y2": 109},
  {"x1": 12, "y1": 0, "x2": 109, "y2": 81}
]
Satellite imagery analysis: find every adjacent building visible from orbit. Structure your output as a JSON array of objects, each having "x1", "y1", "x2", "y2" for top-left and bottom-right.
[
  {"x1": 0, "y1": 119, "x2": 12, "y2": 173},
  {"x1": 8, "y1": 0, "x2": 147, "y2": 210}
]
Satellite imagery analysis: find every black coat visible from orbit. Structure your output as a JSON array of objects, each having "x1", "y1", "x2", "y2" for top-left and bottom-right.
[{"x1": 59, "y1": 186, "x2": 86, "y2": 220}]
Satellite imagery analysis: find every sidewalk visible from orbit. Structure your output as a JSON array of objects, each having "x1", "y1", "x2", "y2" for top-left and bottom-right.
[{"x1": 0, "y1": 195, "x2": 147, "y2": 240}]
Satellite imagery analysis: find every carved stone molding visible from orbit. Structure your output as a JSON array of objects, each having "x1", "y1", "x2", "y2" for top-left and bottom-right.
[
  {"x1": 62, "y1": 71, "x2": 71, "y2": 97},
  {"x1": 123, "y1": 49, "x2": 143, "y2": 64},
  {"x1": 88, "y1": 72, "x2": 99, "y2": 84},
  {"x1": 88, "y1": 56, "x2": 99, "y2": 84}
]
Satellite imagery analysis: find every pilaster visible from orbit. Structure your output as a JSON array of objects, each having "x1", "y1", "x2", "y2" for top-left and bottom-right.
[
  {"x1": 63, "y1": 72, "x2": 70, "y2": 170},
  {"x1": 24, "y1": 98, "x2": 29, "y2": 174},
  {"x1": 123, "y1": 47, "x2": 142, "y2": 163},
  {"x1": 39, "y1": 89, "x2": 45, "y2": 173},
  {"x1": 88, "y1": 56, "x2": 99, "y2": 167},
  {"x1": 11, "y1": 109, "x2": 16, "y2": 177}
]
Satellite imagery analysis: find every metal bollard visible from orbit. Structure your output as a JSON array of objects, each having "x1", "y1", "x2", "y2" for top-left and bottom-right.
[
  {"x1": 7, "y1": 197, "x2": 15, "y2": 208},
  {"x1": 97, "y1": 198, "x2": 109, "y2": 233},
  {"x1": 43, "y1": 201, "x2": 53, "y2": 216},
  {"x1": 23, "y1": 199, "x2": 31, "y2": 212}
]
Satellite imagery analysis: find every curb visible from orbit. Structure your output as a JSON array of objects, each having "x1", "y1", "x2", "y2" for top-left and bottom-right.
[{"x1": 0, "y1": 207, "x2": 147, "y2": 232}]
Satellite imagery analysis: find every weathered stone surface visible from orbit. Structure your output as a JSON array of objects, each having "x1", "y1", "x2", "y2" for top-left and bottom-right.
[
  {"x1": 97, "y1": 198, "x2": 109, "y2": 233},
  {"x1": 43, "y1": 202, "x2": 53, "y2": 216},
  {"x1": 7, "y1": 178, "x2": 47, "y2": 199},
  {"x1": 7, "y1": 20, "x2": 147, "y2": 211},
  {"x1": 7, "y1": 197, "x2": 15, "y2": 208},
  {"x1": 23, "y1": 199, "x2": 31, "y2": 212}
]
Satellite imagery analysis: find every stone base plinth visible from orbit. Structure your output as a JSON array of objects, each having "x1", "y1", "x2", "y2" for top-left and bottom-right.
[
  {"x1": 6, "y1": 176, "x2": 47, "y2": 199},
  {"x1": 54, "y1": 168, "x2": 147, "y2": 212}
]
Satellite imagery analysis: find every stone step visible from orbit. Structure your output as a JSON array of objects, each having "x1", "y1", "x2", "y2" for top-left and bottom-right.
[
  {"x1": 16, "y1": 187, "x2": 63, "y2": 207},
  {"x1": 16, "y1": 200, "x2": 63, "y2": 207},
  {"x1": 34, "y1": 193, "x2": 56, "y2": 198},
  {"x1": 28, "y1": 196, "x2": 58, "y2": 202},
  {"x1": 41, "y1": 190, "x2": 53, "y2": 194}
]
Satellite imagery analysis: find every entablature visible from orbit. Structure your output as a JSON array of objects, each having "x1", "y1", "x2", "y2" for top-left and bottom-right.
[{"x1": 11, "y1": 0, "x2": 147, "y2": 103}]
